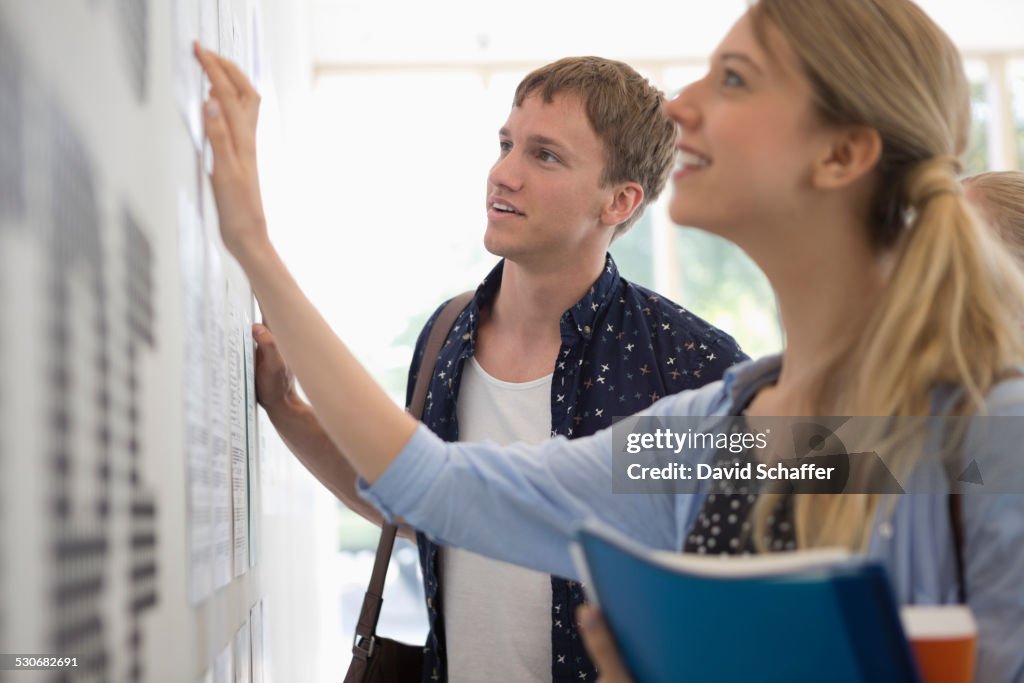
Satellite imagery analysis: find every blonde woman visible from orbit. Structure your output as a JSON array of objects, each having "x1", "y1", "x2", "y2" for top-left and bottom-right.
[
  {"x1": 194, "y1": 0, "x2": 1024, "y2": 679},
  {"x1": 965, "y1": 171, "x2": 1024, "y2": 266}
]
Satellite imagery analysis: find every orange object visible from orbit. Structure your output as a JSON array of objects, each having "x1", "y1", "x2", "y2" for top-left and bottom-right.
[{"x1": 901, "y1": 606, "x2": 977, "y2": 683}]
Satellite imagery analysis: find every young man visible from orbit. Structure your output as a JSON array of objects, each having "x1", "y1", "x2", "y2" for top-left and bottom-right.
[{"x1": 253, "y1": 57, "x2": 746, "y2": 683}]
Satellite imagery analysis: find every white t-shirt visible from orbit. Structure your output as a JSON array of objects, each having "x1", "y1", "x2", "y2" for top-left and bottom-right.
[{"x1": 444, "y1": 356, "x2": 554, "y2": 683}]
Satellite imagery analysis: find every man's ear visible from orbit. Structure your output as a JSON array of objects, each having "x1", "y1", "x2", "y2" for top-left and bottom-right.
[
  {"x1": 812, "y1": 126, "x2": 883, "y2": 190},
  {"x1": 602, "y1": 182, "x2": 644, "y2": 227}
]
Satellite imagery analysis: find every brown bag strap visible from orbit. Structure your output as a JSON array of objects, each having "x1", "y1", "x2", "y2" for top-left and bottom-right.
[
  {"x1": 347, "y1": 522, "x2": 399, "y2": 679},
  {"x1": 938, "y1": 413, "x2": 968, "y2": 604},
  {"x1": 408, "y1": 291, "x2": 475, "y2": 417},
  {"x1": 349, "y1": 291, "x2": 474, "y2": 670},
  {"x1": 949, "y1": 493, "x2": 967, "y2": 602}
]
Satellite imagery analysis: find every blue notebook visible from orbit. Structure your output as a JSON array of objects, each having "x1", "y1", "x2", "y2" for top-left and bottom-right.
[{"x1": 571, "y1": 521, "x2": 921, "y2": 683}]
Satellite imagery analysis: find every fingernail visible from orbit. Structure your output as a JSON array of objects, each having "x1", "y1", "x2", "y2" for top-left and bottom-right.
[{"x1": 206, "y1": 99, "x2": 220, "y2": 118}]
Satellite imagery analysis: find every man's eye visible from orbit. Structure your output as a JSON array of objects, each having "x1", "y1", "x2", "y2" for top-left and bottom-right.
[
  {"x1": 538, "y1": 150, "x2": 559, "y2": 163},
  {"x1": 499, "y1": 140, "x2": 512, "y2": 153}
]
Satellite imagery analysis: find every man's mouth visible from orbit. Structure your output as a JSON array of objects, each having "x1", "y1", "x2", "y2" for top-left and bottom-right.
[{"x1": 491, "y1": 200, "x2": 525, "y2": 216}]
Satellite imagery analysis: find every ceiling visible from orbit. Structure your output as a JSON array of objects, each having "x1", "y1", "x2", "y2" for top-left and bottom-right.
[{"x1": 309, "y1": 0, "x2": 1024, "y2": 70}]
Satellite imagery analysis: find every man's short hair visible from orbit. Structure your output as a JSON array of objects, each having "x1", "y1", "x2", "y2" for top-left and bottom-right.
[{"x1": 514, "y1": 57, "x2": 676, "y2": 238}]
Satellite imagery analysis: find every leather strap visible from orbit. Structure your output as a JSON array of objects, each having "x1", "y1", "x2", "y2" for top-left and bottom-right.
[
  {"x1": 409, "y1": 291, "x2": 475, "y2": 418},
  {"x1": 349, "y1": 291, "x2": 474, "y2": 668},
  {"x1": 949, "y1": 492, "x2": 967, "y2": 602}
]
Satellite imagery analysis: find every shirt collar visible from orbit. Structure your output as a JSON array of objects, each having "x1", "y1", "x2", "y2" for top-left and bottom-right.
[
  {"x1": 721, "y1": 354, "x2": 783, "y2": 412},
  {"x1": 470, "y1": 259, "x2": 504, "y2": 314},
  {"x1": 563, "y1": 254, "x2": 621, "y2": 341},
  {"x1": 469, "y1": 255, "x2": 622, "y2": 343}
]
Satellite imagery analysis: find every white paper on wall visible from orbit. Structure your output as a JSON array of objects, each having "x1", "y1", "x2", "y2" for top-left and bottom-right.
[
  {"x1": 231, "y1": 17, "x2": 245, "y2": 66},
  {"x1": 206, "y1": 244, "x2": 233, "y2": 588},
  {"x1": 234, "y1": 619, "x2": 252, "y2": 683},
  {"x1": 199, "y1": 0, "x2": 220, "y2": 172},
  {"x1": 214, "y1": 640, "x2": 233, "y2": 683},
  {"x1": 218, "y1": 0, "x2": 233, "y2": 55},
  {"x1": 250, "y1": 600, "x2": 265, "y2": 683},
  {"x1": 180, "y1": 188, "x2": 215, "y2": 605},
  {"x1": 174, "y1": 0, "x2": 203, "y2": 150},
  {"x1": 247, "y1": 0, "x2": 264, "y2": 91},
  {"x1": 243, "y1": 303, "x2": 258, "y2": 568},
  {"x1": 227, "y1": 283, "x2": 249, "y2": 577}
]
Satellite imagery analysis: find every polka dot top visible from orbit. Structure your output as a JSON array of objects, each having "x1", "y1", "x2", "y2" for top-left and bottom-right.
[{"x1": 682, "y1": 448, "x2": 798, "y2": 555}]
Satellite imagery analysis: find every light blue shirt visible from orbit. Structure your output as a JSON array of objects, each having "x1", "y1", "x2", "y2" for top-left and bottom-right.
[{"x1": 360, "y1": 356, "x2": 1024, "y2": 682}]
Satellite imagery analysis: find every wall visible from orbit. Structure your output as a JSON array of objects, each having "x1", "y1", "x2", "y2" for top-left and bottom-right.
[{"x1": 0, "y1": 1, "x2": 326, "y2": 681}]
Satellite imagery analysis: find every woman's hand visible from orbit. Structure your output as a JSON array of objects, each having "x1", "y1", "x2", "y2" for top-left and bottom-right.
[
  {"x1": 193, "y1": 43, "x2": 269, "y2": 264},
  {"x1": 578, "y1": 605, "x2": 636, "y2": 683}
]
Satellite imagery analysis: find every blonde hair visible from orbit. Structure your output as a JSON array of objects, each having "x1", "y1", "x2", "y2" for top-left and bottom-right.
[
  {"x1": 748, "y1": 0, "x2": 1024, "y2": 551},
  {"x1": 964, "y1": 171, "x2": 1024, "y2": 266}
]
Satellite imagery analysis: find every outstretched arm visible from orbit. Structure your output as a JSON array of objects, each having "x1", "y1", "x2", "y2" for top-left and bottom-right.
[
  {"x1": 195, "y1": 44, "x2": 413, "y2": 484},
  {"x1": 193, "y1": 44, "x2": 689, "y2": 580}
]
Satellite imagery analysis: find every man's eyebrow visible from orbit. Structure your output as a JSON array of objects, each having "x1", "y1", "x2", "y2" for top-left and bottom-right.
[
  {"x1": 529, "y1": 134, "x2": 566, "y2": 149},
  {"x1": 719, "y1": 52, "x2": 764, "y2": 75},
  {"x1": 498, "y1": 128, "x2": 568, "y2": 150}
]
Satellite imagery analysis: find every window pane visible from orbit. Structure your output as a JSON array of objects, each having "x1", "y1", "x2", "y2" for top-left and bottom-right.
[
  {"x1": 609, "y1": 210, "x2": 655, "y2": 287},
  {"x1": 1011, "y1": 59, "x2": 1024, "y2": 168},
  {"x1": 964, "y1": 59, "x2": 990, "y2": 174},
  {"x1": 673, "y1": 229, "x2": 781, "y2": 358}
]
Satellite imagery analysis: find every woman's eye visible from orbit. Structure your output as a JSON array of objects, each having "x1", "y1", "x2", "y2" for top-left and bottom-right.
[{"x1": 723, "y1": 69, "x2": 746, "y2": 88}]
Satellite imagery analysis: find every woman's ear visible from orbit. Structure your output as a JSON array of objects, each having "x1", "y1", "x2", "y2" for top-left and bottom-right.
[{"x1": 812, "y1": 126, "x2": 883, "y2": 190}]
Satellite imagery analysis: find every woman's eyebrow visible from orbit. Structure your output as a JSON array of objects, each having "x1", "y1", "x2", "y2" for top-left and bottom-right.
[{"x1": 719, "y1": 52, "x2": 764, "y2": 75}]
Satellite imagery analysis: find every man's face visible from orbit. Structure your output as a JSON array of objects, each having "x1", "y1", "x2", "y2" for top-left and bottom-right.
[{"x1": 484, "y1": 92, "x2": 615, "y2": 268}]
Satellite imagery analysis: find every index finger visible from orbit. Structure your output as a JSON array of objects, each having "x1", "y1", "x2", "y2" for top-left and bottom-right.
[
  {"x1": 193, "y1": 42, "x2": 239, "y2": 100},
  {"x1": 217, "y1": 54, "x2": 258, "y2": 101}
]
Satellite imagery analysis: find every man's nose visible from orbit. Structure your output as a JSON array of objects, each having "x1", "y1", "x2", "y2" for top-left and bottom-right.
[{"x1": 488, "y1": 150, "x2": 524, "y2": 192}]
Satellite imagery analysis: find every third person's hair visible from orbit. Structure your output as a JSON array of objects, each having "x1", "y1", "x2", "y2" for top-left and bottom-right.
[{"x1": 964, "y1": 171, "x2": 1024, "y2": 266}]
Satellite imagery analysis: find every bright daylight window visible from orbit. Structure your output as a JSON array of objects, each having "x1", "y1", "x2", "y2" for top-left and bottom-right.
[
  {"x1": 292, "y1": 48, "x2": 1022, "y2": 673},
  {"x1": 965, "y1": 59, "x2": 992, "y2": 174},
  {"x1": 1012, "y1": 59, "x2": 1024, "y2": 165}
]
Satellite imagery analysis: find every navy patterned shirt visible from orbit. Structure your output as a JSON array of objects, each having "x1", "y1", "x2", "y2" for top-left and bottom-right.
[{"x1": 405, "y1": 255, "x2": 747, "y2": 683}]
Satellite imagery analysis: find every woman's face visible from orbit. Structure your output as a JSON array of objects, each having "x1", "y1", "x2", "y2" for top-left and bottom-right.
[{"x1": 663, "y1": 12, "x2": 834, "y2": 242}]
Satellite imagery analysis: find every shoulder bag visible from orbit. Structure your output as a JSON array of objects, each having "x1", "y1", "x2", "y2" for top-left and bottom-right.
[{"x1": 343, "y1": 291, "x2": 474, "y2": 683}]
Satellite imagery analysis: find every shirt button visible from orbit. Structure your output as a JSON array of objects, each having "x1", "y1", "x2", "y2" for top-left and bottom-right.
[
  {"x1": 878, "y1": 521, "x2": 894, "y2": 539},
  {"x1": 583, "y1": 325, "x2": 591, "y2": 334}
]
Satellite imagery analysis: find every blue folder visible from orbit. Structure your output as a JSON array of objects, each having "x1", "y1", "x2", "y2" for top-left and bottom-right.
[{"x1": 572, "y1": 521, "x2": 921, "y2": 683}]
